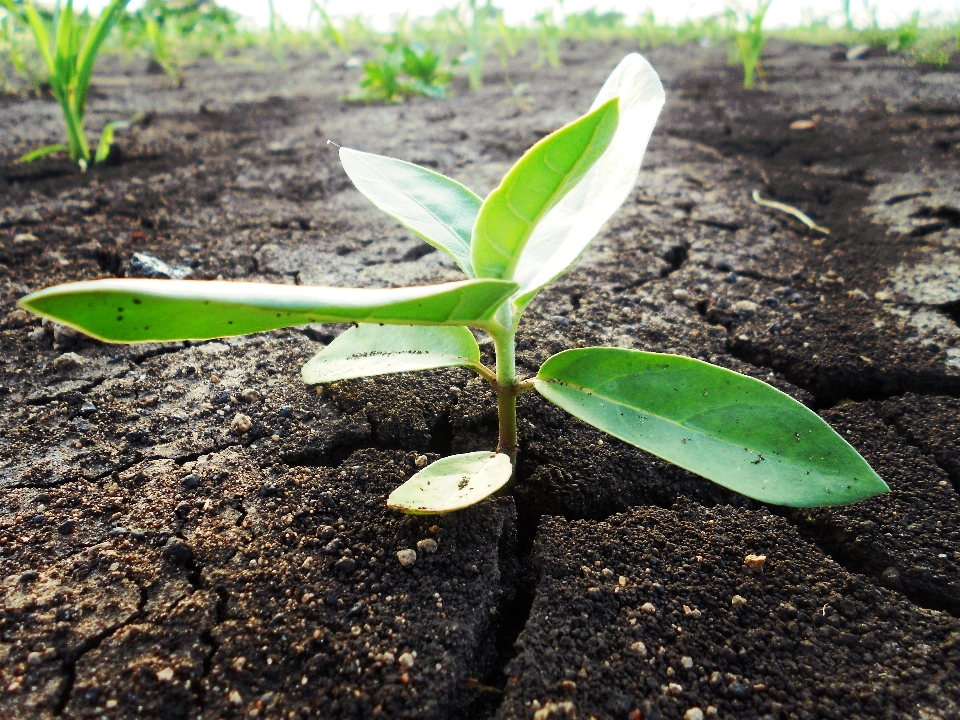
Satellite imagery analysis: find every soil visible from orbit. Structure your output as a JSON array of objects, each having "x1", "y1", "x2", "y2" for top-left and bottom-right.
[{"x1": 0, "y1": 38, "x2": 958, "y2": 720}]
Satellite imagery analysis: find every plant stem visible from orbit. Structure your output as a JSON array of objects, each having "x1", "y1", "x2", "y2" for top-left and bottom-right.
[{"x1": 490, "y1": 324, "x2": 518, "y2": 462}]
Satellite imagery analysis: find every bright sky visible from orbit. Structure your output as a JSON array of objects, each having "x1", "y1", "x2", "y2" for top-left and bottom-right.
[{"x1": 83, "y1": 0, "x2": 960, "y2": 30}]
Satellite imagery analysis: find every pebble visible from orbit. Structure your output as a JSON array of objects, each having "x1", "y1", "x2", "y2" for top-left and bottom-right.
[
  {"x1": 156, "y1": 667, "x2": 174, "y2": 682},
  {"x1": 51, "y1": 352, "x2": 86, "y2": 371},
  {"x1": 734, "y1": 300, "x2": 758, "y2": 313},
  {"x1": 672, "y1": 288, "x2": 690, "y2": 301},
  {"x1": 681, "y1": 656, "x2": 693, "y2": 669},
  {"x1": 317, "y1": 525, "x2": 335, "y2": 541},
  {"x1": 125, "y1": 252, "x2": 191, "y2": 280},
  {"x1": 630, "y1": 641, "x2": 647, "y2": 658},
  {"x1": 259, "y1": 483, "x2": 279, "y2": 498},
  {"x1": 397, "y1": 549, "x2": 417, "y2": 567},
  {"x1": 80, "y1": 401, "x2": 97, "y2": 416},
  {"x1": 230, "y1": 413, "x2": 253, "y2": 435},
  {"x1": 26, "y1": 652, "x2": 42, "y2": 665},
  {"x1": 684, "y1": 709, "x2": 704, "y2": 720},
  {"x1": 240, "y1": 388, "x2": 260, "y2": 403},
  {"x1": 334, "y1": 557, "x2": 356, "y2": 574},
  {"x1": 415, "y1": 455, "x2": 428, "y2": 468},
  {"x1": 14, "y1": 233, "x2": 38, "y2": 243},
  {"x1": 398, "y1": 652, "x2": 416, "y2": 670},
  {"x1": 724, "y1": 272, "x2": 738, "y2": 283},
  {"x1": 416, "y1": 538, "x2": 438, "y2": 554},
  {"x1": 731, "y1": 594, "x2": 747, "y2": 607},
  {"x1": 640, "y1": 602, "x2": 657, "y2": 614},
  {"x1": 743, "y1": 553, "x2": 766, "y2": 570},
  {"x1": 57, "y1": 519, "x2": 75, "y2": 535},
  {"x1": 279, "y1": 405, "x2": 293, "y2": 418},
  {"x1": 161, "y1": 538, "x2": 193, "y2": 565}
]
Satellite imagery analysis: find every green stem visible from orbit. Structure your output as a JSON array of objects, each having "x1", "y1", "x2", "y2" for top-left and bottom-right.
[{"x1": 490, "y1": 324, "x2": 518, "y2": 463}]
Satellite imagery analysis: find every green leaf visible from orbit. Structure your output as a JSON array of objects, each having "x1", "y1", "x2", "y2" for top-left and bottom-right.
[
  {"x1": 94, "y1": 112, "x2": 141, "y2": 164},
  {"x1": 507, "y1": 54, "x2": 665, "y2": 308},
  {"x1": 302, "y1": 324, "x2": 481, "y2": 384},
  {"x1": 535, "y1": 348, "x2": 889, "y2": 507},
  {"x1": 387, "y1": 451, "x2": 513, "y2": 514},
  {"x1": 18, "y1": 277, "x2": 518, "y2": 343},
  {"x1": 19, "y1": 144, "x2": 71, "y2": 163},
  {"x1": 339, "y1": 147, "x2": 481, "y2": 277},
  {"x1": 75, "y1": 0, "x2": 130, "y2": 117},
  {"x1": 471, "y1": 97, "x2": 619, "y2": 282}
]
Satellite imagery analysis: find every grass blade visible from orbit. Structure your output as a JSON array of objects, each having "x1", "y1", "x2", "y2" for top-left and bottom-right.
[{"x1": 19, "y1": 143, "x2": 71, "y2": 162}]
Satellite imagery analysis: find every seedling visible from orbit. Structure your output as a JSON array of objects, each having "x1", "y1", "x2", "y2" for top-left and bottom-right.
[
  {"x1": 345, "y1": 42, "x2": 451, "y2": 103},
  {"x1": 726, "y1": 0, "x2": 772, "y2": 89},
  {"x1": 19, "y1": 54, "x2": 889, "y2": 515},
  {"x1": 533, "y1": 0, "x2": 562, "y2": 69},
  {"x1": 1, "y1": 0, "x2": 135, "y2": 167}
]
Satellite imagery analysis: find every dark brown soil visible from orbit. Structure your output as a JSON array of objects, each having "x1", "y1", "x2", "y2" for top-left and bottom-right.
[{"x1": 0, "y1": 39, "x2": 958, "y2": 719}]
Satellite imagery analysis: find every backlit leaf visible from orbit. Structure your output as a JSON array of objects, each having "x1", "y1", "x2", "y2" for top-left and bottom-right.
[
  {"x1": 387, "y1": 451, "x2": 513, "y2": 514},
  {"x1": 19, "y1": 277, "x2": 518, "y2": 343},
  {"x1": 535, "y1": 348, "x2": 888, "y2": 507},
  {"x1": 302, "y1": 324, "x2": 481, "y2": 384},
  {"x1": 340, "y1": 147, "x2": 481, "y2": 276},
  {"x1": 471, "y1": 97, "x2": 619, "y2": 283},
  {"x1": 511, "y1": 54, "x2": 665, "y2": 308}
]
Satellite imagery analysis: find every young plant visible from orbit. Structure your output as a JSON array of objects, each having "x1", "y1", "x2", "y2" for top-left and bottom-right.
[
  {"x1": 310, "y1": 0, "x2": 349, "y2": 58},
  {"x1": 446, "y1": 0, "x2": 498, "y2": 91},
  {"x1": 725, "y1": 0, "x2": 772, "y2": 89},
  {"x1": 345, "y1": 42, "x2": 451, "y2": 103},
  {"x1": 533, "y1": 0, "x2": 562, "y2": 69},
  {"x1": 19, "y1": 54, "x2": 889, "y2": 515},
  {"x1": 1, "y1": 0, "x2": 134, "y2": 167},
  {"x1": 399, "y1": 43, "x2": 451, "y2": 99}
]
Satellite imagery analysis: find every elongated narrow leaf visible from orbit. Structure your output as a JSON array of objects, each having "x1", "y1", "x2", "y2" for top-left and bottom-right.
[
  {"x1": 511, "y1": 54, "x2": 665, "y2": 307},
  {"x1": 340, "y1": 147, "x2": 481, "y2": 277},
  {"x1": 471, "y1": 97, "x2": 619, "y2": 282},
  {"x1": 18, "y1": 278, "x2": 518, "y2": 343},
  {"x1": 302, "y1": 324, "x2": 481, "y2": 384},
  {"x1": 535, "y1": 348, "x2": 889, "y2": 507},
  {"x1": 75, "y1": 0, "x2": 130, "y2": 117},
  {"x1": 387, "y1": 452, "x2": 513, "y2": 514}
]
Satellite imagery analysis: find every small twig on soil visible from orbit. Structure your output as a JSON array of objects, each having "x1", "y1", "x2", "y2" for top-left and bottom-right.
[{"x1": 752, "y1": 190, "x2": 830, "y2": 235}]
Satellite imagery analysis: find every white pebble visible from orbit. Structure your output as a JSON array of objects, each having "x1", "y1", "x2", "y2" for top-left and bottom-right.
[
  {"x1": 731, "y1": 594, "x2": 747, "y2": 607},
  {"x1": 685, "y1": 709, "x2": 704, "y2": 720},
  {"x1": 641, "y1": 602, "x2": 657, "y2": 614},
  {"x1": 397, "y1": 549, "x2": 417, "y2": 567},
  {"x1": 415, "y1": 455, "x2": 428, "y2": 467},
  {"x1": 398, "y1": 652, "x2": 416, "y2": 669},
  {"x1": 673, "y1": 288, "x2": 691, "y2": 301},
  {"x1": 631, "y1": 641, "x2": 648, "y2": 658},
  {"x1": 681, "y1": 656, "x2": 693, "y2": 669},
  {"x1": 417, "y1": 538, "x2": 438, "y2": 554}
]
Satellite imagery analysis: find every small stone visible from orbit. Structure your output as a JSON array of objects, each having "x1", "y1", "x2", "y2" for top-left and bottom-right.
[
  {"x1": 51, "y1": 352, "x2": 85, "y2": 371},
  {"x1": 259, "y1": 483, "x2": 279, "y2": 498},
  {"x1": 162, "y1": 538, "x2": 193, "y2": 565},
  {"x1": 397, "y1": 549, "x2": 417, "y2": 567},
  {"x1": 317, "y1": 525, "x2": 335, "y2": 541},
  {"x1": 734, "y1": 300, "x2": 758, "y2": 313},
  {"x1": 398, "y1": 652, "x2": 415, "y2": 670},
  {"x1": 58, "y1": 519, "x2": 76, "y2": 534},
  {"x1": 731, "y1": 594, "x2": 747, "y2": 607},
  {"x1": 156, "y1": 667, "x2": 174, "y2": 682},
  {"x1": 125, "y1": 252, "x2": 191, "y2": 279},
  {"x1": 279, "y1": 405, "x2": 293, "y2": 418},
  {"x1": 640, "y1": 602, "x2": 657, "y2": 615},
  {"x1": 724, "y1": 272, "x2": 738, "y2": 283},
  {"x1": 417, "y1": 538, "x2": 438, "y2": 554},
  {"x1": 240, "y1": 388, "x2": 260, "y2": 403},
  {"x1": 680, "y1": 656, "x2": 694, "y2": 669},
  {"x1": 14, "y1": 233, "x2": 38, "y2": 243},
  {"x1": 228, "y1": 689, "x2": 242, "y2": 705},
  {"x1": 533, "y1": 701, "x2": 575, "y2": 720},
  {"x1": 789, "y1": 119, "x2": 817, "y2": 131},
  {"x1": 26, "y1": 652, "x2": 42, "y2": 665},
  {"x1": 729, "y1": 681, "x2": 750, "y2": 699},
  {"x1": 684, "y1": 709, "x2": 705, "y2": 720},
  {"x1": 881, "y1": 566, "x2": 902, "y2": 589},
  {"x1": 631, "y1": 641, "x2": 648, "y2": 658},
  {"x1": 19, "y1": 570, "x2": 38, "y2": 584},
  {"x1": 415, "y1": 455, "x2": 428, "y2": 468},
  {"x1": 181, "y1": 474, "x2": 200, "y2": 490},
  {"x1": 230, "y1": 413, "x2": 253, "y2": 435},
  {"x1": 744, "y1": 553, "x2": 766, "y2": 570},
  {"x1": 672, "y1": 288, "x2": 690, "y2": 301},
  {"x1": 80, "y1": 401, "x2": 97, "y2": 416},
  {"x1": 668, "y1": 682, "x2": 683, "y2": 694},
  {"x1": 7, "y1": 681, "x2": 20, "y2": 692},
  {"x1": 334, "y1": 557, "x2": 357, "y2": 574}
]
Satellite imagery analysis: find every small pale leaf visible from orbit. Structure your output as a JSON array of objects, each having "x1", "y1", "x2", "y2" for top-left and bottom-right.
[
  {"x1": 535, "y1": 348, "x2": 889, "y2": 507},
  {"x1": 19, "y1": 278, "x2": 518, "y2": 343},
  {"x1": 302, "y1": 324, "x2": 481, "y2": 384},
  {"x1": 340, "y1": 147, "x2": 482, "y2": 276},
  {"x1": 387, "y1": 452, "x2": 513, "y2": 514}
]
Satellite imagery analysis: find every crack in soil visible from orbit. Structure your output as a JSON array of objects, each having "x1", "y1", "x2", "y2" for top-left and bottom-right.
[
  {"x1": 52, "y1": 583, "x2": 148, "y2": 717},
  {"x1": 194, "y1": 586, "x2": 228, "y2": 715}
]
